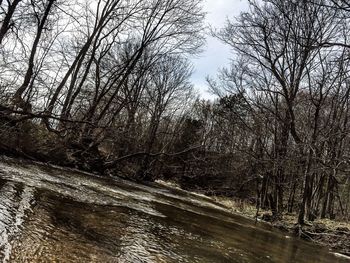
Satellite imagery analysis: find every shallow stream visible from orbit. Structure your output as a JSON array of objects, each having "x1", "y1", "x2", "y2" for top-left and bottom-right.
[{"x1": 0, "y1": 158, "x2": 348, "y2": 263}]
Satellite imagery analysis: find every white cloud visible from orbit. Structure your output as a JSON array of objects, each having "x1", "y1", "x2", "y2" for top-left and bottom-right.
[{"x1": 191, "y1": 0, "x2": 249, "y2": 99}]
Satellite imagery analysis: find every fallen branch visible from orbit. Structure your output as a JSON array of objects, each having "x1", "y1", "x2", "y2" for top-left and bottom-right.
[{"x1": 104, "y1": 145, "x2": 202, "y2": 169}]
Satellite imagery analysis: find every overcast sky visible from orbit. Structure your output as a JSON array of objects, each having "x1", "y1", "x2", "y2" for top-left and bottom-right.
[{"x1": 191, "y1": 0, "x2": 249, "y2": 99}]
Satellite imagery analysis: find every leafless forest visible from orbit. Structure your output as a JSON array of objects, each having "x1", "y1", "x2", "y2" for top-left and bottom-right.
[{"x1": 1, "y1": 0, "x2": 350, "y2": 226}]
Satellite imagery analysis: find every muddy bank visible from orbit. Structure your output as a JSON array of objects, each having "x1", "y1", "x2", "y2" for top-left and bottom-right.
[
  {"x1": 156, "y1": 180, "x2": 350, "y2": 257},
  {"x1": 211, "y1": 196, "x2": 350, "y2": 257}
]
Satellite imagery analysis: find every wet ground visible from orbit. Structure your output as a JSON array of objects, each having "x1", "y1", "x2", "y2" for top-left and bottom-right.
[{"x1": 0, "y1": 157, "x2": 348, "y2": 262}]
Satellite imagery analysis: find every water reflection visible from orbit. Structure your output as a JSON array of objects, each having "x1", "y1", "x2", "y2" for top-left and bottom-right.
[{"x1": 0, "y1": 158, "x2": 348, "y2": 263}]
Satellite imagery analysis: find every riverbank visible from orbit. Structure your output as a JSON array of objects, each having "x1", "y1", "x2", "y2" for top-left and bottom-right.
[
  {"x1": 213, "y1": 196, "x2": 350, "y2": 257},
  {"x1": 155, "y1": 180, "x2": 350, "y2": 257}
]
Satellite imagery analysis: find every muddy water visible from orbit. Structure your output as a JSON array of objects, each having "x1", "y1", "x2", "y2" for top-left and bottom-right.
[{"x1": 0, "y1": 158, "x2": 348, "y2": 263}]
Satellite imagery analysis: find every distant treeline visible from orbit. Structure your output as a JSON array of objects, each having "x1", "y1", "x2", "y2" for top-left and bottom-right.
[{"x1": 1, "y1": 0, "x2": 350, "y2": 224}]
